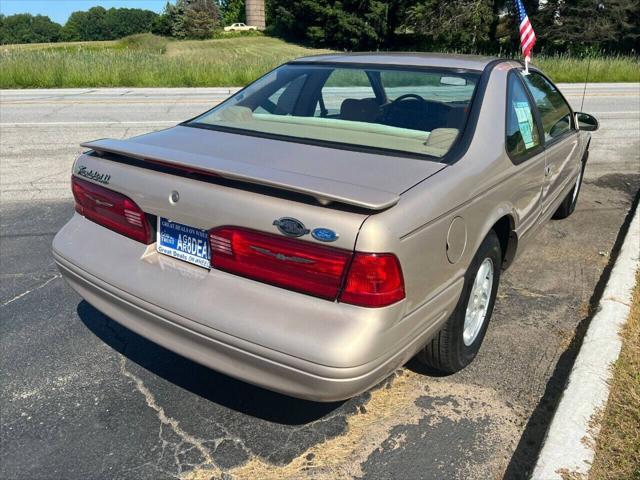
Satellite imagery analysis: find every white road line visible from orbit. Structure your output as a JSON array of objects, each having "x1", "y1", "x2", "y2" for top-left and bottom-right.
[
  {"x1": 0, "y1": 121, "x2": 182, "y2": 126},
  {"x1": 583, "y1": 111, "x2": 640, "y2": 114}
]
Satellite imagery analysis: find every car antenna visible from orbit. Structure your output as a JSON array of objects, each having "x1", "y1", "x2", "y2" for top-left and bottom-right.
[
  {"x1": 580, "y1": 56, "x2": 591, "y2": 112},
  {"x1": 581, "y1": 2, "x2": 606, "y2": 112}
]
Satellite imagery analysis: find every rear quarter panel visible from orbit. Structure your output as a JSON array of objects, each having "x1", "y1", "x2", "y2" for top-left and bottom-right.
[{"x1": 355, "y1": 62, "x2": 546, "y2": 331}]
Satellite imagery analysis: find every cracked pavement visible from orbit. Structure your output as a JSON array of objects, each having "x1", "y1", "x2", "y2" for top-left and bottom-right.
[{"x1": 1, "y1": 85, "x2": 638, "y2": 479}]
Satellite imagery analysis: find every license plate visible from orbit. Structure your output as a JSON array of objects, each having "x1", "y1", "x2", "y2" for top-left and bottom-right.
[{"x1": 157, "y1": 217, "x2": 211, "y2": 269}]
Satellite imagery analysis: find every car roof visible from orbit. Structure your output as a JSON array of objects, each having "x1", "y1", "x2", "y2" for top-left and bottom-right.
[{"x1": 290, "y1": 52, "x2": 500, "y2": 72}]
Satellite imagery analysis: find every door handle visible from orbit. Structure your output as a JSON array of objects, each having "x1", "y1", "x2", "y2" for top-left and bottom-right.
[{"x1": 544, "y1": 165, "x2": 552, "y2": 177}]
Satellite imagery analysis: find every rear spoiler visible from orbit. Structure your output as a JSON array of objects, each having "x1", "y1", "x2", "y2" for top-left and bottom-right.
[{"x1": 81, "y1": 138, "x2": 400, "y2": 211}]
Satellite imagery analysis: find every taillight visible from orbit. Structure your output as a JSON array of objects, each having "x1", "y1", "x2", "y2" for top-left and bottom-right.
[
  {"x1": 71, "y1": 176, "x2": 151, "y2": 244},
  {"x1": 208, "y1": 226, "x2": 405, "y2": 307},
  {"x1": 339, "y1": 253, "x2": 405, "y2": 308},
  {"x1": 209, "y1": 227, "x2": 352, "y2": 300}
]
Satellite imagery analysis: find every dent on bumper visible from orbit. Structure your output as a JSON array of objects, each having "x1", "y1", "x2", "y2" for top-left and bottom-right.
[{"x1": 52, "y1": 215, "x2": 457, "y2": 401}]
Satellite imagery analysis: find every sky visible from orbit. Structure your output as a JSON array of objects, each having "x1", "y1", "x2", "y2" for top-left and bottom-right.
[{"x1": 0, "y1": 1, "x2": 174, "y2": 25}]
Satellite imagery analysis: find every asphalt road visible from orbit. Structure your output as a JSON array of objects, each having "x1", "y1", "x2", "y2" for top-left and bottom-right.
[{"x1": 1, "y1": 83, "x2": 639, "y2": 480}]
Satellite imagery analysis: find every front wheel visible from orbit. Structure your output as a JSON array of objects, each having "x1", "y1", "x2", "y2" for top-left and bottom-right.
[{"x1": 416, "y1": 230, "x2": 502, "y2": 373}]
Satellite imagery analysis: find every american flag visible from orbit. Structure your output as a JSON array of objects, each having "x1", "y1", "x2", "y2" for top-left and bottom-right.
[{"x1": 514, "y1": 0, "x2": 536, "y2": 61}]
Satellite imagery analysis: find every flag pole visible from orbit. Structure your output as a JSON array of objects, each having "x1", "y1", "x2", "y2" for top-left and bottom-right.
[{"x1": 524, "y1": 55, "x2": 529, "y2": 75}]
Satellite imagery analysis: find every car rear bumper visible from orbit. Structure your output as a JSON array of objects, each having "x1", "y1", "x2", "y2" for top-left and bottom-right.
[
  {"x1": 53, "y1": 215, "x2": 458, "y2": 401},
  {"x1": 55, "y1": 252, "x2": 401, "y2": 401}
]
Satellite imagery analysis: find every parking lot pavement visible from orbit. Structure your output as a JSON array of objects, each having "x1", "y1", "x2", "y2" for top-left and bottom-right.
[{"x1": 1, "y1": 84, "x2": 638, "y2": 480}]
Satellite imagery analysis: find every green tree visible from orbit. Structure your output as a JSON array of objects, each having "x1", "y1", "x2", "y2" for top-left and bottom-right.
[
  {"x1": 61, "y1": 6, "x2": 107, "y2": 41},
  {"x1": 170, "y1": 1, "x2": 188, "y2": 38},
  {"x1": 103, "y1": 8, "x2": 157, "y2": 39},
  {"x1": 152, "y1": 2, "x2": 178, "y2": 36},
  {"x1": 165, "y1": 0, "x2": 220, "y2": 39},
  {"x1": 268, "y1": 0, "x2": 391, "y2": 50},
  {"x1": 0, "y1": 13, "x2": 62, "y2": 44},
  {"x1": 220, "y1": 0, "x2": 246, "y2": 25},
  {"x1": 61, "y1": 6, "x2": 157, "y2": 41},
  {"x1": 183, "y1": 0, "x2": 220, "y2": 39},
  {"x1": 404, "y1": 0, "x2": 495, "y2": 51},
  {"x1": 382, "y1": 0, "x2": 416, "y2": 43},
  {"x1": 536, "y1": 0, "x2": 639, "y2": 53}
]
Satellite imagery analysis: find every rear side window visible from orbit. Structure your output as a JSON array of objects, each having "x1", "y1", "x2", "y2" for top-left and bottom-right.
[
  {"x1": 255, "y1": 74, "x2": 308, "y2": 115},
  {"x1": 315, "y1": 69, "x2": 376, "y2": 117},
  {"x1": 506, "y1": 73, "x2": 541, "y2": 160},
  {"x1": 522, "y1": 72, "x2": 573, "y2": 142}
]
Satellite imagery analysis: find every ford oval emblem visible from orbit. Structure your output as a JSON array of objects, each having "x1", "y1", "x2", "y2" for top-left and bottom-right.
[
  {"x1": 273, "y1": 217, "x2": 310, "y2": 238},
  {"x1": 311, "y1": 228, "x2": 339, "y2": 242}
]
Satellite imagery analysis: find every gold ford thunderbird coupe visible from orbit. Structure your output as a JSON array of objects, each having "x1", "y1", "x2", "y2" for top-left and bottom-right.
[{"x1": 53, "y1": 53, "x2": 599, "y2": 401}]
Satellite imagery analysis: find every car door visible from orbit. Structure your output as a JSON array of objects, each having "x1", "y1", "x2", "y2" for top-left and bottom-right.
[
  {"x1": 521, "y1": 72, "x2": 580, "y2": 217},
  {"x1": 505, "y1": 70, "x2": 546, "y2": 238}
]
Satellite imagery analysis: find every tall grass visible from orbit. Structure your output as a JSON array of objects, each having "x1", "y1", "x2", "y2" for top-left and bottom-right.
[
  {"x1": 116, "y1": 33, "x2": 169, "y2": 54},
  {"x1": 533, "y1": 53, "x2": 639, "y2": 83},
  {"x1": 0, "y1": 35, "x2": 637, "y2": 88}
]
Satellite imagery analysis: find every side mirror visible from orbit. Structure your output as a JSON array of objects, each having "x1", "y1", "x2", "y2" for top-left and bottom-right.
[{"x1": 575, "y1": 112, "x2": 599, "y2": 131}]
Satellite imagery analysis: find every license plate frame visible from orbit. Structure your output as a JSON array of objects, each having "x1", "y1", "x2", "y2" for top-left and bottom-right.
[{"x1": 156, "y1": 217, "x2": 211, "y2": 269}]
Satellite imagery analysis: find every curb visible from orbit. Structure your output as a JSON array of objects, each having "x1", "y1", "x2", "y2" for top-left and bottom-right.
[{"x1": 531, "y1": 204, "x2": 640, "y2": 479}]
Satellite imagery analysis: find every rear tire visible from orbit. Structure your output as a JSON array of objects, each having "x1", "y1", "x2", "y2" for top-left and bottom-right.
[
  {"x1": 416, "y1": 230, "x2": 502, "y2": 373},
  {"x1": 552, "y1": 151, "x2": 587, "y2": 220}
]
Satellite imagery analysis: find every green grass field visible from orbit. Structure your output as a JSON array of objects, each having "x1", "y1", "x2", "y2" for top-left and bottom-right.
[
  {"x1": 0, "y1": 34, "x2": 637, "y2": 88},
  {"x1": 533, "y1": 54, "x2": 639, "y2": 83},
  {"x1": 0, "y1": 35, "x2": 328, "y2": 88}
]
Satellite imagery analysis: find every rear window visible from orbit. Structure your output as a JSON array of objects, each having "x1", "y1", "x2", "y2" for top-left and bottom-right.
[{"x1": 188, "y1": 64, "x2": 480, "y2": 158}]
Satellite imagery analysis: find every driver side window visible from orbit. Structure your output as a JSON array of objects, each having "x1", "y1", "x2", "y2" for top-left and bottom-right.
[{"x1": 522, "y1": 72, "x2": 573, "y2": 142}]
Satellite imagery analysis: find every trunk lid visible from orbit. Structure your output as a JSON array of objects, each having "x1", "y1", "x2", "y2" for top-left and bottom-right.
[{"x1": 82, "y1": 125, "x2": 446, "y2": 211}]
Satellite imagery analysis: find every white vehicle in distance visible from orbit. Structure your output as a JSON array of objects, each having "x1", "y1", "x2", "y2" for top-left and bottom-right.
[{"x1": 224, "y1": 23, "x2": 257, "y2": 32}]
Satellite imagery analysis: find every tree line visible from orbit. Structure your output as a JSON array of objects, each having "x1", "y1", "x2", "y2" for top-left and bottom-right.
[
  {"x1": 1, "y1": 0, "x2": 638, "y2": 54},
  {"x1": 0, "y1": 8, "x2": 157, "y2": 44},
  {"x1": 267, "y1": 0, "x2": 638, "y2": 54},
  {"x1": 0, "y1": 1, "x2": 223, "y2": 44}
]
